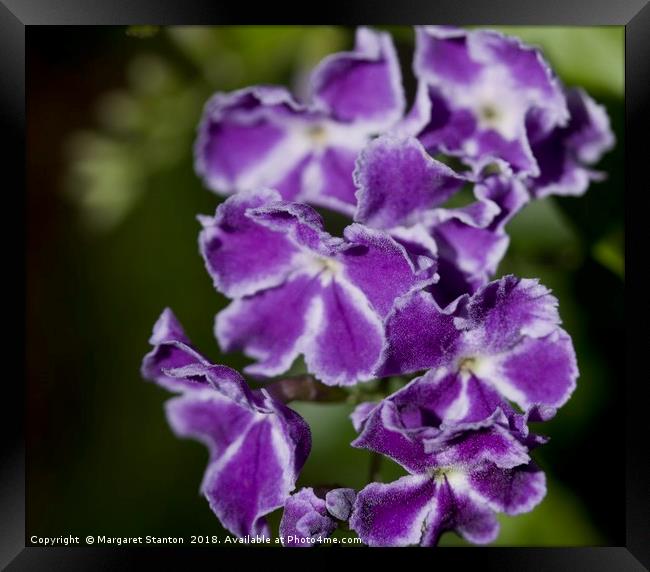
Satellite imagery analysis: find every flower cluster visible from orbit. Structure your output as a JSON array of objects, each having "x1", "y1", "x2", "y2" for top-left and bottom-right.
[{"x1": 142, "y1": 26, "x2": 613, "y2": 546}]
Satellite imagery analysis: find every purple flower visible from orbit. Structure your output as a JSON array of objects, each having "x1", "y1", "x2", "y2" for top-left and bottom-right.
[
  {"x1": 142, "y1": 26, "x2": 597, "y2": 547},
  {"x1": 141, "y1": 308, "x2": 311, "y2": 538},
  {"x1": 406, "y1": 26, "x2": 568, "y2": 176},
  {"x1": 279, "y1": 487, "x2": 356, "y2": 547},
  {"x1": 199, "y1": 188, "x2": 437, "y2": 386},
  {"x1": 349, "y1": 377, "x2": 546, "y2": 546},
  {"x1": 351, "y1": 369, "x2": 550, "y2": 476},
  {"x1": 379, "y1": 275, "x2": 578, "y2": 411},
  {"x1": 428, "y1": 172, "x2": 529, "y2": 305},
  {"x1": 354, "y1": 135, "x2": 529, "y2": 304},
  {"x1": 195, "y1": 27, "x2": 405, "y2": 215},
  {"x1": 350, "y1": 460, "x2": 545, "y2": 546},
  {"x1": 526, "y1": 87, "x2": 615, "y2": 198}
]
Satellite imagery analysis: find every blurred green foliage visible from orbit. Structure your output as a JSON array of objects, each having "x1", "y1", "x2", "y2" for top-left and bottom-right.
[{"x1": 28, "y1": 26, "x2": 624, "y2": 548}]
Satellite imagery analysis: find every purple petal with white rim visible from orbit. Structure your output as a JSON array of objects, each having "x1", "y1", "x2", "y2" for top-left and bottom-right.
[
  {"x1": 167, "y1": 391, "x2": 304, "y2": 538},
  {"x1": 563, "y1": 88, "x2": 615, "y2": 164},
  {"x1": 311, "y1": 27, "x2": 405, "y2": 128},
  {"x1": 141, "y1": 308, "x2": 252, "y2": 401},
  {"x1": 477, "y1": 173, "x2": 530, "y2": 232},
  {"x1": 429, "y1": 424, "x2": 530, "y2": 470},
  {"x1": 420, "y1": 478, "x2": 500, "y2": 546},
  {"x1": 431, "y1": 220, "x2": 509, "y2": 288},
  {"x1": 481, "y1": 329, "x2": 578, "y2": 410},
  {"x1": 426, "y1": 173, "x2": 528, "y2": 298},
  {"x1": 306, "y1": 146, "x2": 360, "y2": 215},
  {"x1": 199, "y1": 189, "x2": 301, "y2": 298},
  {"x1": 467, "y1": 30, "x2": 567, "y2": 129},
  {"x1": 141, "y1": 308, "x2": 208, "y2": 392},
  {"x1": 403, "y1": 84, "x2": 477, "y2": 155},
  {"x1": 352, "y1": 397, "x2": 432, "y2": 474},
  {"x1": 279, "y1": 488, "x2": 337, "y2": 547},
  {"x1": 303, "y1": 280, "x2": 385, "y2": 386},
  {"x1": 350, "y1": 474, "x2": 437, "y2": 547},
  {"x1": 351, "y1": 401, "x2": 379, "y2": 432},
  {"x1": 471, "y1": 129, "x2": 539, "y2": 176},
  {"x1": 528, "y1": 87, "x2": 615, "y2": 198},
  {"x1": 354, "y1": 135, "x2": 466, "y2": 229},
  {"x1": 350, "y1": 471, "x2": 500, "y2": 547},
  {"x1": 352, "y1": 369, "x2": 528, "y2": 473},
  {"x1": 414, "y1": 27, "x2": 483, "y2": 87},
  {"x1": 456, "y1": 275, "x2": 562, "y2": 353},
  {"x1": 340, "y1": 223, "x2": 438, "y2": 318},
  {"x1": 216, "y1": 273, "x2": 322, "y2": 378},
  {"x1": 428, "y1": 256, "x2": 485, "y2": 309},
  {"x1": 378, "y1": 290, "x2": 464, "y2": 377},
  {"x1": 195, "y1": 86, "x2": 312, "y2": 196},
  {"x1": 468, "y1": 462, "x2": 547, "y2": 515},
  {"x1": 248, "y1": 200, "x2": 338, "y2": 254}
]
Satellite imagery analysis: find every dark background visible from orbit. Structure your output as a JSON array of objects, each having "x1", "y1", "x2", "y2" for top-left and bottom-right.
[{"x1": 26, "y1": 26, "x2": 624, "y2": 546}]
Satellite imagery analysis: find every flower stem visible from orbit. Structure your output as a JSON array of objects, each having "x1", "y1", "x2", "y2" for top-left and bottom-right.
[{"x1": 266, "y1": 375, "x2": 348, "y2": 403}]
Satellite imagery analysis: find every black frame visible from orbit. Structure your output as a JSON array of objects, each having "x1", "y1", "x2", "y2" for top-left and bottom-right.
[{"x1": 5, "y1": 1, "x2": 649, "y2": 569}]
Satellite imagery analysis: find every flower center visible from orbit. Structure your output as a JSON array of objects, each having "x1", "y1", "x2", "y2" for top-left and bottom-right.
[
  {"x1": 479, "y1": 103, "x2": 500, "y2": 123},
  {"x1": 306, "y1": 124, "x2": 328, "y2": 147},
  {"x1": 458, "y1": 356, "x2": 478, "y2": 372},
  {"x1": 305, "y1": 254, "x2": 342, "y2": 285},
  {"x1": 456, "y1": 354, "x2": 493, "y2": 380},
  {"x1": 429, "y1": 466, "x2": 462, "y2": 484}
]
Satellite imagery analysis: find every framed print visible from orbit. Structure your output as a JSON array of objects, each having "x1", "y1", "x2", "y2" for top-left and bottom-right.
[{"x1": 4, "y1": 0, "x2": 649, "y2": 568}]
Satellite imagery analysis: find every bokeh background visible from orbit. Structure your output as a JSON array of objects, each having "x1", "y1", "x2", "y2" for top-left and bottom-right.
[{"x1": 27, "y1": 26, "x2": 624, "y2": 546}]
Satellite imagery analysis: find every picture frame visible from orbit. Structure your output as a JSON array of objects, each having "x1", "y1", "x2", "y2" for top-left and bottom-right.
[{"x1": 4, "y1": 0, "x2": 648, "y2": 568}]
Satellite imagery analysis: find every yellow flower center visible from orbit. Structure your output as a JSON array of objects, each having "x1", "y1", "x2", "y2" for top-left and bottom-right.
[
  {"x1": 430, "y1": 466, "x2": 462, "y2": 484},
  {"x1": 306, "y1": 124, "x2": 328, "y2": 147}
]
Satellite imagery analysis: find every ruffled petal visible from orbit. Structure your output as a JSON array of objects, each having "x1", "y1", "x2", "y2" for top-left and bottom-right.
[
  {"x1": 195, "y1": 86, "x2": 313, "y2": 196},
  {"x1": 215, "y1": 274, "x2": 322, "y2": 378},
  {"x1": 248, "y1": 200, "x2": 338, "y2": 254},
  {"x1": 311, "y1": 27, "x2": 405, "y2": 128},
  {"x1": 167, "y1": 392, "x2": 303, "y2": 538},
  {"x1": 141, "y1": 308, "x2": 252, "y2": 402},
  {"x1": 198, "y1": 189, "x2": 301, "y2": 298},
  {"x1": 304, "y1": 280, "x2": 385, "y2": 386},
  {"x1": 430, "y1": 424, "x2": 530, "y2": 470},
  {"x1": 479, "y1": 329, "x2": 578, "y2": 410},
  {"x1": 350, "y1": 474, "x2": 437, "y2": 547},
  {"x1": 305, "y1": 146, "x2": 359, "y2": 214},
  {"x1": 528, "y1": 87, "x2": 615, "y2": 198},
  {"x1": 468, "y1": 462, "x2": 547, "y2": 515},
  {"x1": 352, "y1": 398, "x2": 432, "y2": 474},
  {"x1": 340, "y1": 223, "x2": 437, "y2": 318},
  {"x1": 379, "y1": 290, "x2": 464, "y2": 377},
  {"x1": 354, "y1": 135, "x2": 465, "y2": 229},
  {"x1": 420, "y1": 477, "x2": 500, "y2": 546},
  {"x1": 456, "y1": 275, "x2": 562, "y2": 354}
]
